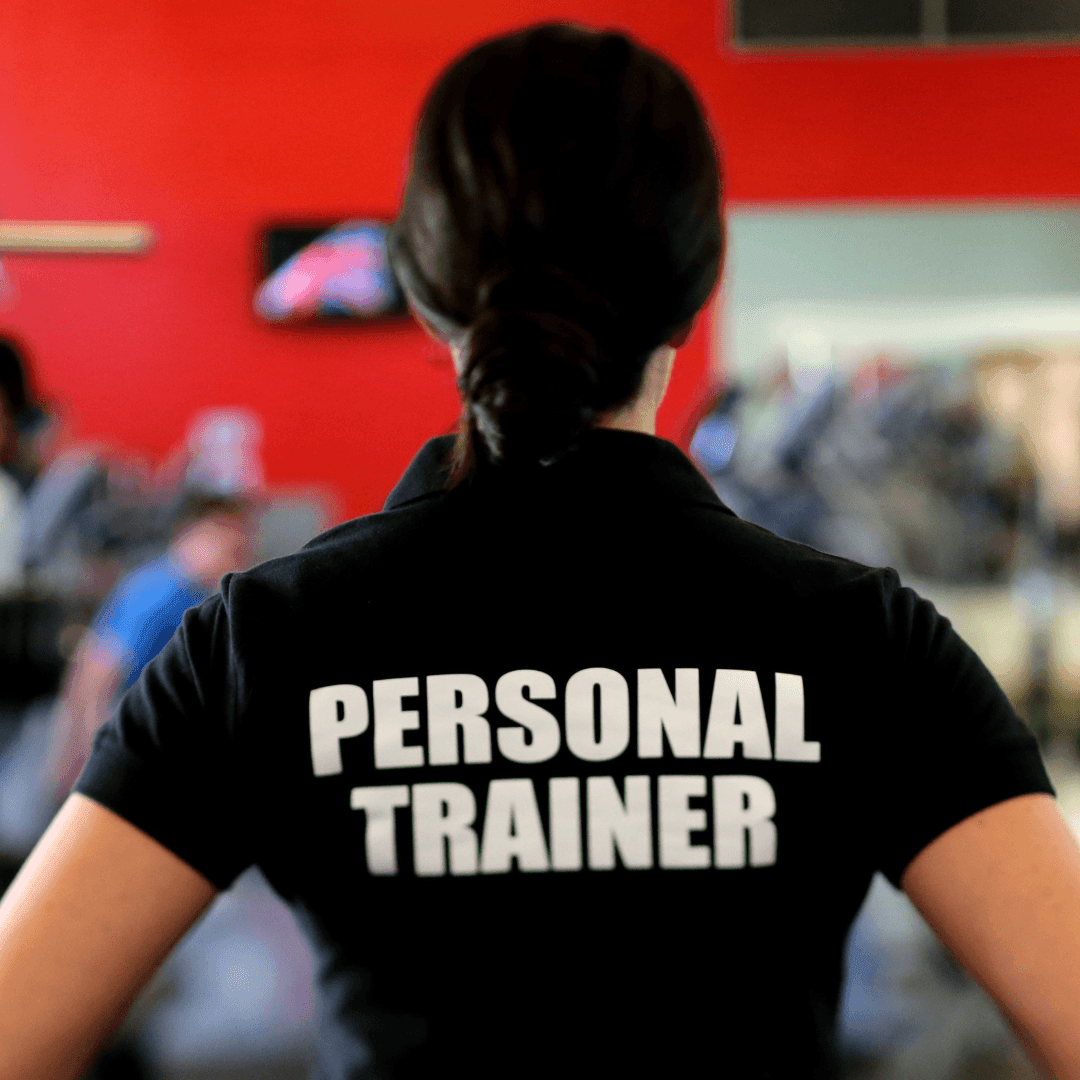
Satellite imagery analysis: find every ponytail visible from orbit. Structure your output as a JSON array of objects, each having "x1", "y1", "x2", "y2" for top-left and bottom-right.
[{"x1": 450, "y1": 265, "x2": 648, "y2": 482}]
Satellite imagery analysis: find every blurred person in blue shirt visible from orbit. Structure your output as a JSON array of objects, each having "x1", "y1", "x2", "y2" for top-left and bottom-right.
[
  {"x1": 49, "y1": 410, "x2": 263, "y2": 795},
  {"x1": 49, "y1": 490, "x2": 256, "y2": 794}
]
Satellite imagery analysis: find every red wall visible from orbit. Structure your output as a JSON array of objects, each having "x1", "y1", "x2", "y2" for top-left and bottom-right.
[{"x1": 2, "y1": 0, "x2": 1079, "y2": 518}]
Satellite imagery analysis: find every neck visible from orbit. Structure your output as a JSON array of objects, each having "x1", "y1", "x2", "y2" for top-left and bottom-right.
[
  {"x1": 595, "y1": 345, "x2": 674, "y2": 435},
  {"x1": 448, "y1": 340, "x2": 677, "y2": 436}
]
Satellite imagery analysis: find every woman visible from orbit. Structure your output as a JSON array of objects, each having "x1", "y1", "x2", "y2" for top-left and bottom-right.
[{"x1": 2, "y1": 23, "x2": 1080, "y2": 1080}]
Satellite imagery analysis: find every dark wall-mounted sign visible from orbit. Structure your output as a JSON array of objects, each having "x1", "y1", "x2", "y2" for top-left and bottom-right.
[{"x1": 255, "y1": 220, "x2": 408, "y2": 324}]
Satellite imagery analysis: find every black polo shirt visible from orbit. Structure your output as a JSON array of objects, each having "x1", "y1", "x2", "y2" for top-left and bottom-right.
[{"x1": 77, "y1": 430, "x2": 1052, "y2": 1080}]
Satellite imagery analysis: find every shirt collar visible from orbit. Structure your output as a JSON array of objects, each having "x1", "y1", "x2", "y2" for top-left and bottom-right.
[{"x1": 383, "y1": 429, "x2": 733, "y2": 515}]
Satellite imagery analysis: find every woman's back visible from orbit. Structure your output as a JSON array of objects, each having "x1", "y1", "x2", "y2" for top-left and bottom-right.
[{"x1": 76, "y1": 428, "x2": 1048, "y2": 1078}]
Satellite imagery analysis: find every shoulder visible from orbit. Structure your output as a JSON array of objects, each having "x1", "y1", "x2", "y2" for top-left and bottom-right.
[
  {"x1": 682, "y1": 498, "x2": 901, "y2": 604},
  {"x1": 220, "y1": 496, "x2": 445, "y2": 611}
]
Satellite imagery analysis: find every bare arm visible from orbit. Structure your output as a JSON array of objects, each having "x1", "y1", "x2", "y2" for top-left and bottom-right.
[
  {"x1": 902, "y1": 793, "x2": 1080, "y2": 1078},
  {"x1": 0, "y1": 793, "x2": 217, "y2": 1080}
]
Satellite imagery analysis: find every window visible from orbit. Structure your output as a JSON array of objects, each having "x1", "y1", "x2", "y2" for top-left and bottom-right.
[{"x1": 732, "y1": 0, "x2": 1080, "y2": 45}]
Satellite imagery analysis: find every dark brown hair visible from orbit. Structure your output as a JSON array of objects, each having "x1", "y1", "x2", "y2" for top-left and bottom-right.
[{"x1": 390, "y1": 23, "x2": 723, "y2": 482}]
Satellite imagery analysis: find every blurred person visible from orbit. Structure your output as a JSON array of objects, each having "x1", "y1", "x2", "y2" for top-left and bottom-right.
[
  {"x1": 0, "y1": 338, "x2": 61, "y2": 876},
  {"x1": 0, "y1": 335, "x2": 49, "y2": 494},
  {"x1": 2, "y1": 24, "x2": 1080, "y2": 1080},
  {"x1": 48, "y1": 407, "x2": 263, "y2": 795},
  {"x1": 0, "y1": 336, "x2": 149, "y2": 599},
  {"x1": 47, "y1": 489, "x2": 256, "y2": 795},
  {"x1": 0, "y1": 336, "x2": 47, "y2": 591}
]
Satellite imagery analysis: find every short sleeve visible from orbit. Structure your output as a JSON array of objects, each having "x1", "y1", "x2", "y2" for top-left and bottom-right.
[
  {"x1": 75, "y1": 593, "x2": 254, "y2": 889},
  {"x1": 867, "y1": 571, "x2": 1054, "y2": 887}
]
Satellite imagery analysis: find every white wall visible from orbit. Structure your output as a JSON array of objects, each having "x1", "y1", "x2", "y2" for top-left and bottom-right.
[{"x1": 724, "y1": 206, "x2": 1080, "y2": 378}]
